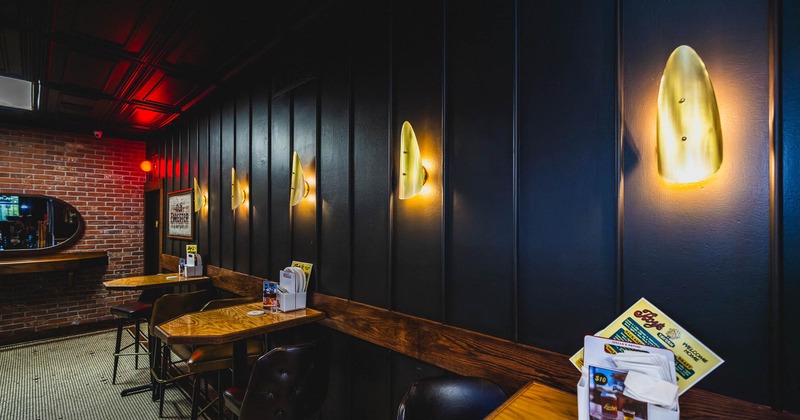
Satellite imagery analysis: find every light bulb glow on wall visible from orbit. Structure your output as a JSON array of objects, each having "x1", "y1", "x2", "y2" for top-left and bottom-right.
[
  {"x1": 193, "y1": 177, "x2": 207, "y2": 212},
  {"x1": 398, "y1": 121, "x2": 428, "y2": 199},
  {"x1": 231, "y1": 168, "x2": 247, "y2": 210},
  {"x1": 657, "y1": 45, "x2": 722, "y2": 184},
  {"x1": 290, "y1": 151, "x2": 309, "y2": 206}
]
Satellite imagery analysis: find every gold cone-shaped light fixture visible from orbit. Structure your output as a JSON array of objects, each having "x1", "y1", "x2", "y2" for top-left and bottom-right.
[
  {"x1": 398, "y1": 121, "x2": 428, "y2": 199},
  {"x1": 290, "y1": 151, "x2": 309, "y2": 206},
  {"x1": 193, "y1": 177, "x2": 206, "y2": 212},
  {"x1": 231, "y1": 168, "x2": 247, "y2": 210},
  {"x1": 657, "y1": 45, "x2": 722, "y2": 184}
]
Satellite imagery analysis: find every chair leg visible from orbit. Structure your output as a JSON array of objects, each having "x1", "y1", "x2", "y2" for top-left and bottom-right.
[
  {"x1": 190, "y1": 374, "x2": 202, "y2": 420},
  {"x1": 112, "y1": 321, "x2": 123, "y2": 384},
  {"x1": 159, "y1": 346, "x2": 170, "y2": 417},
  {"x1": 218, "y1": 370, "x2": 224, "y2": 420},
  {"x1": 151, "y1": 337, "x2": 161, "y2": 402}
]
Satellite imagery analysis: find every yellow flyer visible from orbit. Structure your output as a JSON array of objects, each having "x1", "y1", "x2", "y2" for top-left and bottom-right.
[
  {"x1": 291, "y1": 261, "x2": 313, "y2": 288},
  {"x1": 570, "y1": 297, "x2": 723, "y2": 396}
]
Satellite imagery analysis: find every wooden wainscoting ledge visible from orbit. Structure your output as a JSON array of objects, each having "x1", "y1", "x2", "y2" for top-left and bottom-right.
[{"x1": 0, "y1": 251, "x2": 108, "y2": 276}]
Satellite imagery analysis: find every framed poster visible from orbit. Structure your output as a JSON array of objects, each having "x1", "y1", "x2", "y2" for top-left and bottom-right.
[{"x1": 167, "y1": 188, "x2": 193, "y2": 240}]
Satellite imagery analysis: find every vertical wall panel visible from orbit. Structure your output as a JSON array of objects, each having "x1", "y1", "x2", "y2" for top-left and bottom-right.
[
  {"x1": 197, "y1": 113, "x2": 209, "y2": 259},
  {"x1": 349, "y1": 338, "x2": 391, "y2": 419},
  {"x1": 209, "y1": 106, "x2": 222, "y2": 266},
  {"x1": 182, "y1": 126, "x2": 190, "y2": 189},
  {"x1": 221, "y1": 98, "x2": 235, "y2": 269},
  {"x1": 235, "y1": 91, "x2": 252, "y2": 273},
  {"x1": 318, "y1": 2, "x2": 352, "y2": 298},
  {"x1": 622, "y1": 0, "x2": 770, "y2": 403},
  {"x1": 391, "y1": 0, "x2": 444, "y2": 321},
  {"x1": 517, "y1": 0, "x2": 617, "y2": 354},
  {"x1": 445, "y1": 0, "x2": 515, "y2": 339},
  {"x1": 291, "y1": 82, "x2": 318, "y2": 265},
  {"x1": 179, "y1": 127, "x2": 190, "y2": 253},
  {"x1": 270, "y1": 93, "x2": 291, "y2": 277},
  {"x1": 781, "y1": 0, "x2": 800, "y2": 412},
  {"x1": 164, "y1": 135, "x2": 175, "y2": 255},
  {"x1": 320, "y1": 330, "x2": 351, "y2": 419},
  {"x1": 351, "y1": 0, "x2": 391, "y2": 308},
  {"x1": 251, "y1": 83, "x2": 271, "y2": 278}
]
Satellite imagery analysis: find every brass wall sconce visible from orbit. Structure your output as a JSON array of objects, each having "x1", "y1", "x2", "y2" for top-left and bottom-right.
[
  {"x1": 231, "y1": 168, "x2": 247, "y2": 210},
  {"x1": 290, "y1": 151, "x2": 309, "y2": 206},
  {"x1": 398, "y1": 121, "x2": 428, "y2": 199},
  {"x1": 193, "y1": 177, "x2": 207, "y2": 212},
  {"x1": 657, "y1": 45, "x2": 722, "y2": 184}
]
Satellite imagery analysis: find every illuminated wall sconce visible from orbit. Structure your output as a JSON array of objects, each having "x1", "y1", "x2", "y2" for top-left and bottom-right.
[
  {"x1": 193, "y1": 177, "x2": 207, "y2": 212},
  {"x1": 398, "y1": 121, "x2": 428, "y2": 199},
  {"x1": 290, "y1": 151, "x2": 309, "y2": 206},
  {"x1": 231, "y1": 168, "x2": 247, "y2": 210},
  {"x1": 140, "y1": 160, "x2": 153, "y2": 172},
  {"x1": 657, "y1": 45, "x2": 722, "y2": 184}
]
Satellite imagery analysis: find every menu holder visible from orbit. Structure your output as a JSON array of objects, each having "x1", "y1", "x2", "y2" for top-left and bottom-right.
[{"x1": 577, "y1": 336, "x2": 679, "y2": 420}]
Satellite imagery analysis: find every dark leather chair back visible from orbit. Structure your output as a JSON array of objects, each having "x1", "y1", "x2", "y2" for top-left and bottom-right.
[
  {"x1": 396, "y1": 376, "x2": 508, "y2": 420},
  {"x1": 238, "y1": 340, "x2": 331, "y2": 420}
]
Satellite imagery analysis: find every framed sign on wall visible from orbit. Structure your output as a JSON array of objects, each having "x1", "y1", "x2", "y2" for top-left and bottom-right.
[{"x1": 167, "y1": 188, "x2": 194, "y2": 240}]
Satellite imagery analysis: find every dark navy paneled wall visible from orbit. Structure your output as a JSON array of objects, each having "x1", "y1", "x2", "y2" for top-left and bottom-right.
[{"x1": 149, "y1": 0, "x2": 799, "y2": 415}]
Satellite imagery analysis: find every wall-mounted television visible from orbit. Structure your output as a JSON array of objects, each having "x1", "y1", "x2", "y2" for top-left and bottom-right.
[{"x1": 0, "y1": 195, "x2": 20, "y2": 221}]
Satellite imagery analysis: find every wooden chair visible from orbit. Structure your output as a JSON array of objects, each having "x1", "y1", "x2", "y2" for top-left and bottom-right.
[
  {"x1": 148, "y1": 289, "x2": 213, "y2": 416},
  {"x1": 154, "y1": 295, "x2": 263, "y2": 419}
]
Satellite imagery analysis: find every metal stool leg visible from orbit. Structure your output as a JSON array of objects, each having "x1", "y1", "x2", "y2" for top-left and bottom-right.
[
  {"x1": 134, "y1": 319, "x2": 141, "y2": 369},
  {"x1": 112, "y1": 321, "x2": 123, "y2": 384}
]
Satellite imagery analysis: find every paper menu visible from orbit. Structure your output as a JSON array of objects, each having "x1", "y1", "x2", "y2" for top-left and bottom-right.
[{"x1": 570, "y1": 297, "x2": 723, "y2": 396}]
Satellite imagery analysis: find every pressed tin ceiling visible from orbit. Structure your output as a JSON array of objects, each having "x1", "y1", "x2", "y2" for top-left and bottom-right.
[{"x1": 0, "y1": 0, "x2": 322, "y2": 140}]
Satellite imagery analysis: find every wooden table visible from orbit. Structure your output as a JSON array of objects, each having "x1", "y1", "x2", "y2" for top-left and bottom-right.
[
  {"x1": 103, "y1": 273, "x2": 210, "y2": 290},
  {"x1": 485, "y1": 381, "x2": 578, "y2": 419},
  {"x1": 154, "y1": 302, "x2": 325, "y2": 386}
]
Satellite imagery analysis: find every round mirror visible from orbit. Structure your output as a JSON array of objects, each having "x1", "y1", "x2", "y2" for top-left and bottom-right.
[{"x1": 0, "y1": 194, "x2": 84, "y2": 257}]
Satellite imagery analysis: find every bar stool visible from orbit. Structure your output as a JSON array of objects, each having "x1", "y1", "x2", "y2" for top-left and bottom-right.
[{"x1": 110, "y1": 301, "x2": 152, "y2": 384}]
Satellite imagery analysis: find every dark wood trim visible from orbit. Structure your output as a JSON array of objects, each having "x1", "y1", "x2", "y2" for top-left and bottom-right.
[
  {"x1": 161, "y1": 253, "x2": 264, "y2": 298},
  {"x1": 145, "y1": 178, "x2": 164, "y2": 273},
  {"x1": 159, "y1": 253, "x2": 798, "y2": 418},
  {"x1": 0, "y1": 251, "x2": 108, "y2": 276}
]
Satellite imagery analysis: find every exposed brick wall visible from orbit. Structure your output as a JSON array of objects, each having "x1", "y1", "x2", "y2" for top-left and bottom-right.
[{"x1": 0, "y1": 124, "x2": 146, "y2": 342}]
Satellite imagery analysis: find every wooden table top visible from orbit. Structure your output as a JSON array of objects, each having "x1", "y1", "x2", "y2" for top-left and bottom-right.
[
  {"x1": 154, "y1": 302, "x2": 325, "y2": 345},
  {"x1": 102, "y1": 273, "x2": 210, "y2": 290},
  {"x1": 485, "y1": 381, "x2": 578, "y2": 419}
]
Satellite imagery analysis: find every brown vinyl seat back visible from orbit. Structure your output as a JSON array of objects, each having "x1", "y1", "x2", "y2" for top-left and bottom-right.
[
  {"x1": 148, "y1": 289, "x2": 213, "y2": 336},
  {"x1": 200, "y1": 296, "x2": 255, "y2": 312},
  {"x1": 238, "y1": 340, "x2": 331, "y2": 420},
  {"x1": 396, "y1": 376, "x2": 508, "y2": 420}
]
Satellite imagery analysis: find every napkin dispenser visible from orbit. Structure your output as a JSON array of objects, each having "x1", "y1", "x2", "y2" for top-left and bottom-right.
[
  {"x1": 277, "y1": 267, "x2": 307, "y2": 312},
  {"x1": 184, "y1": 252, "x2": 204, "y2": 277}
]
